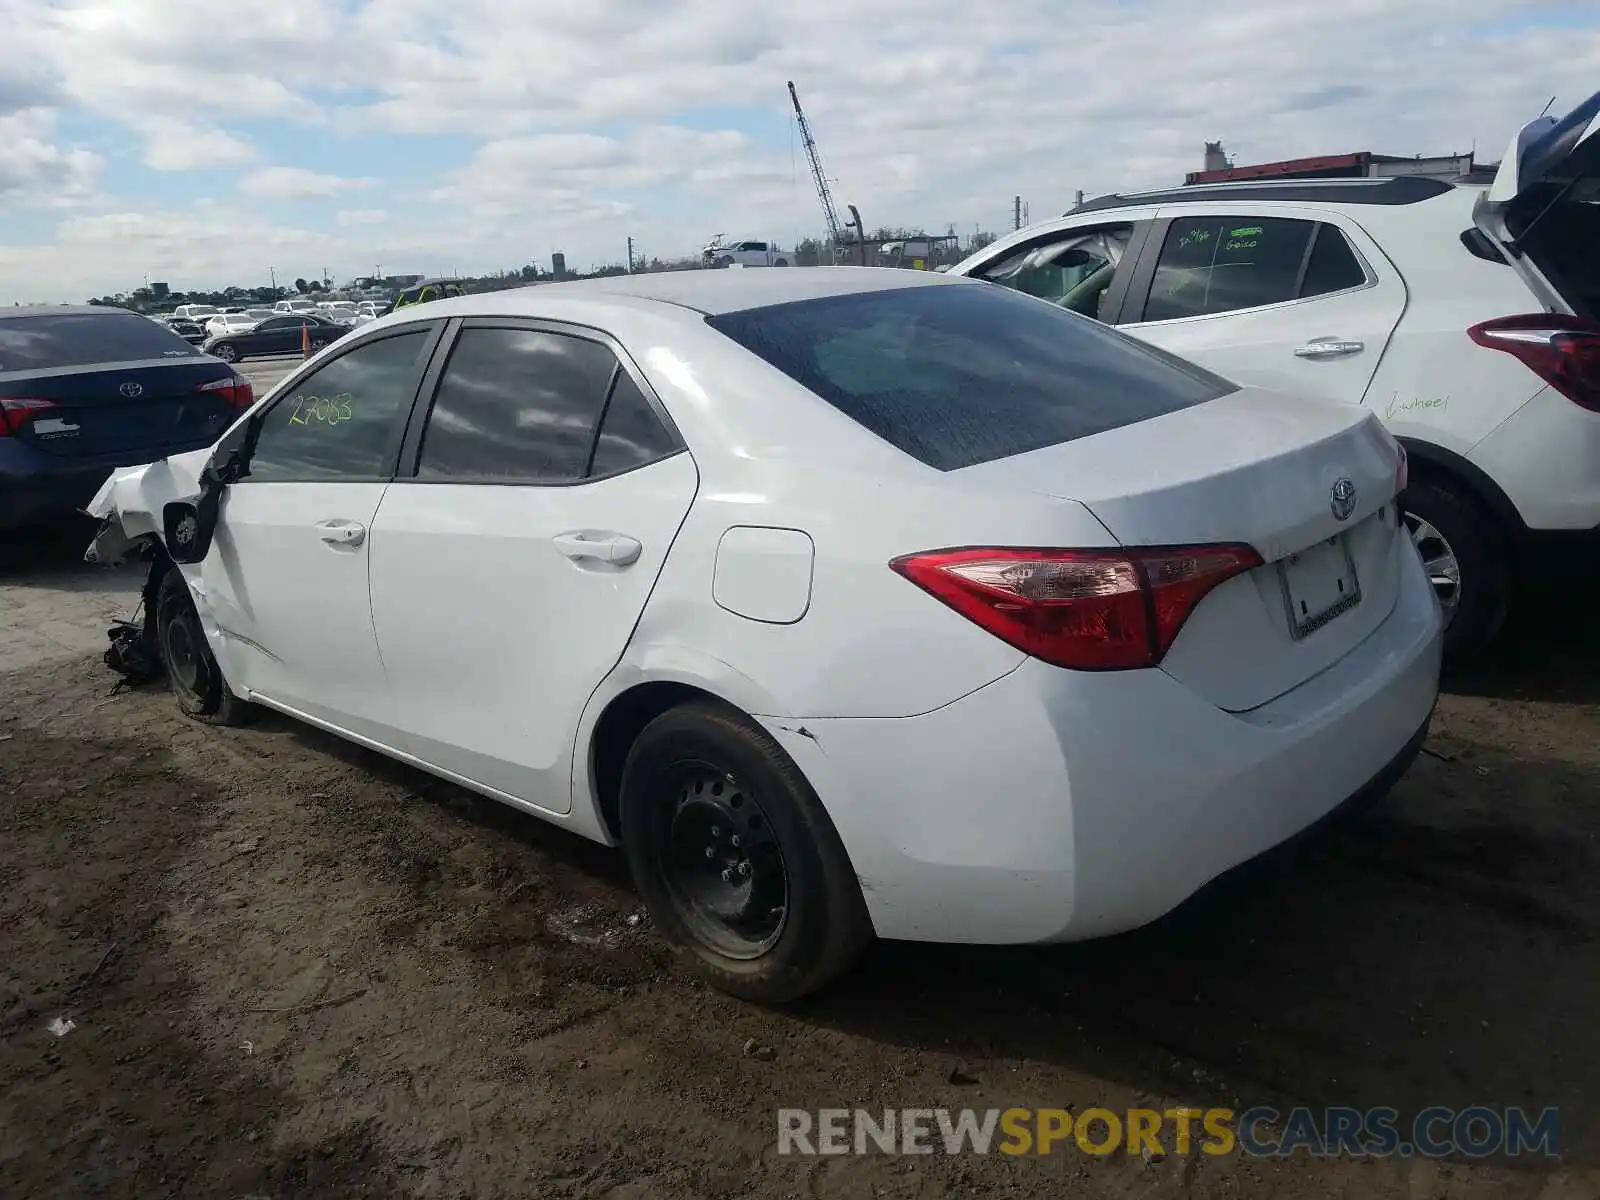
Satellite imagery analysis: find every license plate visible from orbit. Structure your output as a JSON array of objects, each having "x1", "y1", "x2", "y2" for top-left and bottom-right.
[{"x1": 1279, "y1": 534, "x2": 1361, "y2": 639}]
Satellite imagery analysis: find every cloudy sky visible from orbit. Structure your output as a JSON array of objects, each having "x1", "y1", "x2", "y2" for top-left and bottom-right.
[{"x1": 1, "y1": 0, "x2": 1596, "y2": 302}]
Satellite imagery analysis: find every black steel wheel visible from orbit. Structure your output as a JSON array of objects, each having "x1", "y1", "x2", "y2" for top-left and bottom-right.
[
  {"x1": 657, "y1": 763, "x2": 789, "y2": 959},
  {"x1": 153, "y1": 568, "x2": 252, "y2": 725},
  {"x1": 619, "y1": 701, "x2": 872, "y2": 1003}
]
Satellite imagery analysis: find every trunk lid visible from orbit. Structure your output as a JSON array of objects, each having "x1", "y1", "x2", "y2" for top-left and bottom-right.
[
  {"x1": 1474, "y1": 90, "x2": 1600, "y2": 316},
  {"x1": 1, "y1": 358, "x2": 243, "y2": 461},
  {"x1": 956, "y1": 385, "x2": 1408, "y2": 711}
]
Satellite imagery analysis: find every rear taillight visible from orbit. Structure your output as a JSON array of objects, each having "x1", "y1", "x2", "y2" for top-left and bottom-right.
[
  {"x1": 196, "y1": 374, "x2": 255, "y2": 409},
  {"x1": 889, "y1": 544, "x2": 1263, "y2": 671},
  {"x1": 0, "y1": 397, "x2": 57, "y2": 436},
  {"x1": 1468, "y1": 314, "x2": 1600, "y2": 413}
]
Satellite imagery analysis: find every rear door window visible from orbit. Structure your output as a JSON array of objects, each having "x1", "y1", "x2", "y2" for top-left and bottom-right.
[
  {"x1": 1141, "y1": 216, "x2": 1315, "y2": 321},
  {"x1": 413, "y1": 327, "x2": 619, "y2": 482},
  {"x1": 706, "y1": 283, "x2": 1233, "y2": 471},
  {"x1": 0, "y1": 311, "x2": 201, "y2": 372}
]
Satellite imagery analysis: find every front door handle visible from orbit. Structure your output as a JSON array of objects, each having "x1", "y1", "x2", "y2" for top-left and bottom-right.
[
  {"x1": 553, "y1": 530, "x2": 642, "y2": 566},
  {"x1": 314, "y1": 519, "x2": 366, "y2": 547},
  {"x1": 1293, "y1": 337, "x2": 1365, "y2": 359}
]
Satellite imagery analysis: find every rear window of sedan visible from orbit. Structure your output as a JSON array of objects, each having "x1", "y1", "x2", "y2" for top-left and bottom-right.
[
  {"x1": 0, "y1": 311, "x2": 201, "y2": 372},
  {"x1": 704, "y1": 282, "x2": 1235, "y2": 471}
]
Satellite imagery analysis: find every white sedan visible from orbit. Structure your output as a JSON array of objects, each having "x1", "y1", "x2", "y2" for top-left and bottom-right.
[
  {"x1": 83, "y1": 269, "x2": 1442, "y2": 1002},
  {"x1": 204, "y1": 312, "x2": 262, "y2": 338}
]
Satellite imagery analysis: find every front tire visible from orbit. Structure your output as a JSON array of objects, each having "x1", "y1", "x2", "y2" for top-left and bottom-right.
[
  {"x1": 154, "y1": 569, "x2": 252, "y2": 726},
  {"x1": 1402, "y1": 479, "x2": 1511, "y2": 660},
  {"x1": 619, "y1": 702, "x2": 872, "y2": 1003}
]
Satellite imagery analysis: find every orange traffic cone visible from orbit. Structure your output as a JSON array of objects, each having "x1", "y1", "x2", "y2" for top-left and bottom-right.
[{"x1": 301, "y1": 322, "x2": 312, "y2": 358}]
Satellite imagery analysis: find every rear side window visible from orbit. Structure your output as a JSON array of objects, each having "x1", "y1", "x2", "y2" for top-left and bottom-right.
[
  {"x1": 415, "y1": 327, "x2": 619, "y2": 482},
  {"x1": 589, "y1": 371, "x2": 680, "y2": 477},
  {"x1": 0, "y1": 312, "x2": 200, "y2": 372},
  {"x1": 705, "y1": 283, "x2": 1234, "y2": 471},
  {"x1": 1300, "y1": 224, "x2": 1369, "y2": 297}
]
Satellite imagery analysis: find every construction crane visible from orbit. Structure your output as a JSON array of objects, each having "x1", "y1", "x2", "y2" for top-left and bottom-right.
[{"x1": 787, "y1": 80, "x2": 844, "y2": 246}]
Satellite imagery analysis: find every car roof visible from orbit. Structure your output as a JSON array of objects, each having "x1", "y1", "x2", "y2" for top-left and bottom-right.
[
  {"x1": 0, "y1": 305, "x2": 130, "y2": 320},
  {"x1": 525, "y1": 266, "x2": 963, "y2": 315},
  {"x1": 1069, "y1": 175, "x2": 1455, "y2": 215}
]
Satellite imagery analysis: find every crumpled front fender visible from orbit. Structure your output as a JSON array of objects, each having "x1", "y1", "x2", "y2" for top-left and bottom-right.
[{"x1": 82, "y1": 447, "x2": 212, "y2": 565}]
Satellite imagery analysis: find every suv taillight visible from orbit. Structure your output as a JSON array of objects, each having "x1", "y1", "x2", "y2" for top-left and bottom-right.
[
  {"x1": 1468, "y1": 314, "x2": 1600, "y2": 413},
  {"x1": 0, "y1": 397, "x2": 57, "y2": 436},
  {"x1": 196, "y1": 374, "x2": 255, "y2": 409},
  {"x1": 889, "y1": 544, "x2": 1263, "y2": 671}
]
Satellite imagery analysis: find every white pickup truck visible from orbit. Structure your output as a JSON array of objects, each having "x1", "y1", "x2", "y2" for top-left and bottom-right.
[{"x1": 702, "y1": 238, "x2": 791, "y2": 268}]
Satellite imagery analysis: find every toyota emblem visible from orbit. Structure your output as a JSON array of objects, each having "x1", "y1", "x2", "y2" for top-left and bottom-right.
[
  {"x1": 118, "y1": 381, "x2": 144, "y2": 398},
  {"x1": 1330, "y1": 477, "x2": 1358, "y2": 522}
]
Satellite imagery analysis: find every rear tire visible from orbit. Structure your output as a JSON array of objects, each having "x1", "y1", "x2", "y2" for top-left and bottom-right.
[
  {"x1": 619, "y1": 701, "x2": 872, "y2": 1003},
  {"x1": 1402, "y1": 479, "x2": 1511, "y2": 661},
  {"x1": 153, "y1": 569, "x2": 252, "y2": 726},
  {"x1": 213, "y1": 342, "x2": 239, "y2": 363},
  {"x1": 773, "y1": 258, "x2": 789, "y2": 267}
]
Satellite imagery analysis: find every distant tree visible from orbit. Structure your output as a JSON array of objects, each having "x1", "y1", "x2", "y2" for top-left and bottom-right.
[{"x1": 293, "y1": 277, "x2": 309, "y2": 293}]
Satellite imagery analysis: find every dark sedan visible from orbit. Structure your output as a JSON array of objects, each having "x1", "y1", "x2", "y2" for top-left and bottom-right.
[
  {"x1": 1, "y1": 307, "x2": 254, "y2": 530},
  {"x1": 202, "y1": 313, "x2": 346, "y2": 363}
]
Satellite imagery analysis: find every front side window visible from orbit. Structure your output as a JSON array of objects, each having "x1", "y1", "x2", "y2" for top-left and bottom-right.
[
  {"x1": 977, "y1": 225, "x2": 1133, "y2": 320},
  {"x1": 242, "y1": 330, "x2": 431, "y2": 482},
  {"x1": 414, "y1": 327, "x2": 620, "y2": 482},
  {"x1": 1141, "y1": 216, "x2": 1320, "y2": 321}
]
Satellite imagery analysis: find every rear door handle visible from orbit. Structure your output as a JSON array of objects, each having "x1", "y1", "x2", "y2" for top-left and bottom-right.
[
  {"x1": 314, "y1": 519, "x2": 366, "y2": 547},
  {"x1": 553, "y1": 531, "x2": 642, "y2": 566},
  {"x1": 1293, "y1": 338, "x2": 1364, "y2": 359}
]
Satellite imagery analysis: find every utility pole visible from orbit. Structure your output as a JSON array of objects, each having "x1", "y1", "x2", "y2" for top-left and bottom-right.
[
  {"x1": 626, "y1": 237, "x2": 635, "y2": 274},
  {"x1": 268, "y1": 267, "x2": 277, "y2": 293},
  {"x1": 1014, "y1": 195, "x2": 1022, "y2": 231}
]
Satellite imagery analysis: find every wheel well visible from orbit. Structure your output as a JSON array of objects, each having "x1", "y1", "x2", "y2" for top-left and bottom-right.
[
  {"x1": 589, "y1": 681, "x2": 729, "y2": 841},
  {"x1": 1398, "y1": 438, "x2": 1525, "y2": 538}
]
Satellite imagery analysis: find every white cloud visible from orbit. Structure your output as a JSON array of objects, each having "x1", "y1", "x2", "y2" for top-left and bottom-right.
[
  {"x1": 242, "y1": 167, "x2": 374, "y2": 201},
  {"x1": 0, "y1": 107, "x2": 102, "y2": 210},
  {"x1": 136, "y1": 117, "x2": 258, "y2": 170},
  {"x1": 337, "y1": 208, "x2": 389, "y2": 226},
  {"x1": 3, "y1": 0, "x2": 1600, "y2": 300}
]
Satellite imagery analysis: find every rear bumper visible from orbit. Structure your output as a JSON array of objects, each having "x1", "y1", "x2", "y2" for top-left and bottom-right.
[
  {"x1": 0, "y1": 460, "x2": 116, "y2": 530},
  {"x1": 1468, "y1": 385, "x2": 1600, "y2": 531},
  {"x1": 772, "y1": 539, "x2": 1443, "y2": 945}
]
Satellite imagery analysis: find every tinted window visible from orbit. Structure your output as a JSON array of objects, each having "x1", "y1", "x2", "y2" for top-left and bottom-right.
[
  {"x1": 256, "y1": 317, "x2": 297, "y2": 331},
  {"x1": 244, "y1": 331, "x2": 430, "y2": 482},
  {"x1": 416, "y1": 327, "x2": 617, "y2": 482},
  {"x1": 1300, "y1": 224, "x2": 1368, "y2": 297},
  {"x1": 0, "y1": 312, "x2": 201, "y2": 372},
  {"x1": 706, "y1": 284, "x2": 1233, "y2": 472},
  {"x1": 1142, "y1": 216, "x2": 1314, "y2": 321},
  {"x1": 589, "y1": 371, "x2": 680, "y2": 477}
]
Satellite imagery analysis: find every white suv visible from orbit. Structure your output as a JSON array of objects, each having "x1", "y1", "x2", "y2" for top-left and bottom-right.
[{"x1": 951, "y1": 93, "x2": 1600, "y2": 658}]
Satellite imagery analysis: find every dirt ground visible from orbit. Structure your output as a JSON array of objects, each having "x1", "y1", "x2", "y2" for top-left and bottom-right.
[{"x1": 2, "y1": 536, "x2": 1597, "y2": 1199}]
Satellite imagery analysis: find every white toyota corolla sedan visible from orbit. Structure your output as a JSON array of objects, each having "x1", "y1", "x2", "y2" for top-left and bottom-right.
[{"x1": 83, "y1": 268, "x2": 1442, "y2": 1002}]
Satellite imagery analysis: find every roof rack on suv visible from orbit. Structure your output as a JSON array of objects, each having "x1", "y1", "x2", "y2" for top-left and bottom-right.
[{"x1": 1067, "y1": 175, "x2": 1455, "y2": 216}]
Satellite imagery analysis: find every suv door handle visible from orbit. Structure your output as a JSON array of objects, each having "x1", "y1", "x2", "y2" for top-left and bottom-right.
[
  {"x1": 553, "y1": 531, "x2": 642, "y2": 566},
  {"x1": 314, "y1": 519, "x2": 366, "y2": 547},
  {"x1": 1294, "y1": 338, "x2": 1364, "y2": 359}
]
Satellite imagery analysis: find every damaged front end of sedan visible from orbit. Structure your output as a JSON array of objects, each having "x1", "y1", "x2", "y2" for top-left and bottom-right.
[{"x1": 83, "y1": 435, "x2": 245, "y2": 686}]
